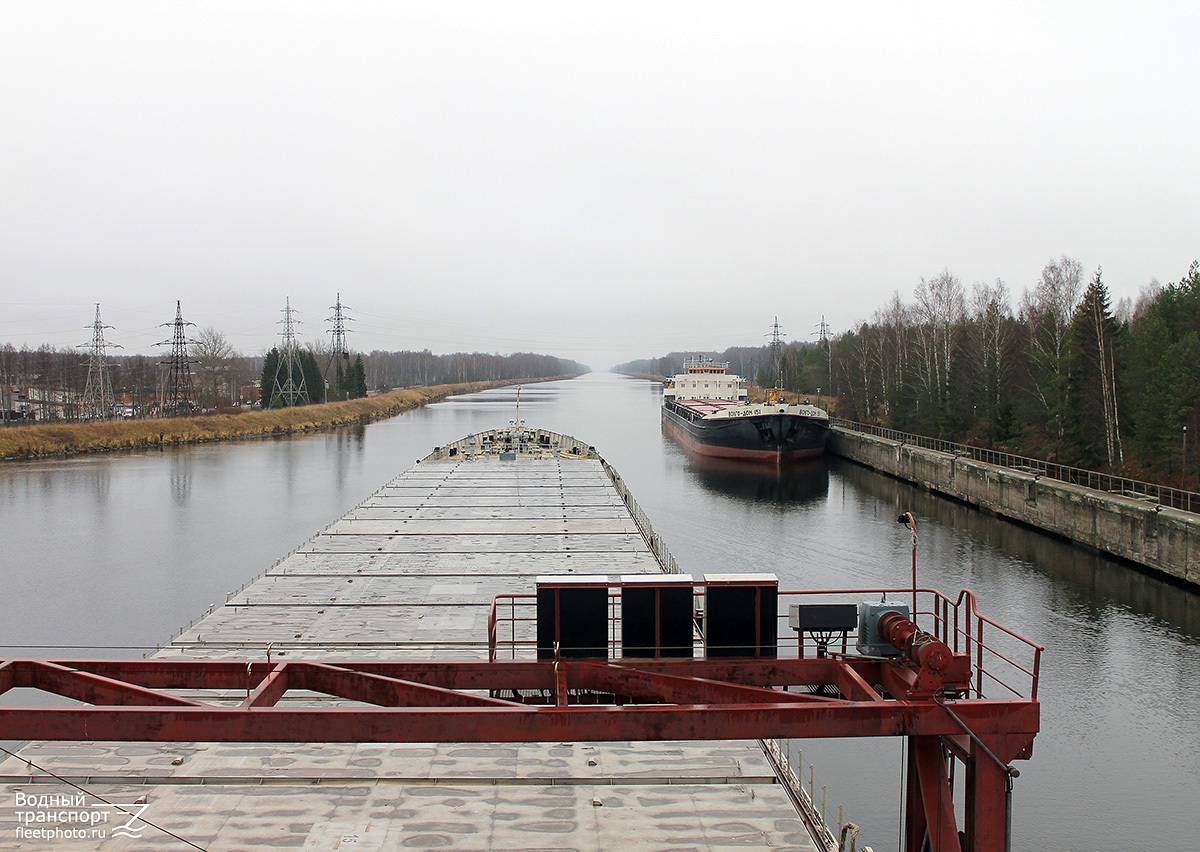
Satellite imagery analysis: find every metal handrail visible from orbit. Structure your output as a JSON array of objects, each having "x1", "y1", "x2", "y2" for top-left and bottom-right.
[
  {"x1": 949, "y1": 588, "x2": 1045, "y2": 700},
  {"x1": 778, "y1": 586, "x2": 1042, "y2": 699},
  {"x1": 487, "y1": 584, "x2": 1043, "y2": 700},
  {"x1": 600, "y1": 457, "x2": 680, "y2": 573},
  {"x1": 487, "y1": 599, "x2": 498, "y2": 663},
  {"x1": 831, "y1": 418, "x2": 1197, "y2": 514}
]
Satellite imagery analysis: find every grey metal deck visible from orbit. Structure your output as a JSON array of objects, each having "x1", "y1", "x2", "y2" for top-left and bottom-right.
[{"x1": 1, "y1": 454, "x2": 818, "y2": 850}]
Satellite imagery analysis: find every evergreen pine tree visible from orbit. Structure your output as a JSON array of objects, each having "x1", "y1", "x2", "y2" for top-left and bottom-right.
[
  {"x1": 350, "y1": 354, "x2": 368, "y2": 398},
  {"x1": 260, "y1": 348, "x2": 281, "y2": 408},
  {"x1": 299, "y1": 350, "x2": 325, "y2": 404},
  {"x1": 1125, "y1": 260, "x2": 1200, "y2": 478},
  {"x1": 1062, "y1": 269, "x2": 1122, "y2": 468}
]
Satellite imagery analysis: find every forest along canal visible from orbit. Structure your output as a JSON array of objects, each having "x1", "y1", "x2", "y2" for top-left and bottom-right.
[{"x1": 0, "y1": 372, "x2": 1196, "y2": 851}]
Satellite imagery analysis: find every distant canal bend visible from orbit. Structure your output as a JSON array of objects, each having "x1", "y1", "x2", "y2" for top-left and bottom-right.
[{"x1": 1, "y1": 373, "x2": 1197, "y2": 852}]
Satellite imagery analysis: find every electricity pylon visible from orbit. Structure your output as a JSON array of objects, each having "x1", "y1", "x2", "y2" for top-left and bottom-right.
[
  {"x1": 325, "y1": 293, "x2": 353, "y2": 399},
  {"x1": 271, "y1": 297, "x2": 309, "y2": 407},
  {"x1": 815, "y1": 315, "x2": 832, "y2": 396},
  {"x1": 157, "y1": 300, "x2": 197, "y2": 416},
  {"x1": 81, "y1": 303, "x2": 120, "y2": 420},
  {"x1": 767, "y1": 316, "x2": 785, "y2": 389}
]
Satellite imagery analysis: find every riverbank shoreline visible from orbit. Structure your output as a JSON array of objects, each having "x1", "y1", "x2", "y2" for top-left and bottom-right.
[{"x1": 0, "y1": 377, "x2": 566, "y2": 461}]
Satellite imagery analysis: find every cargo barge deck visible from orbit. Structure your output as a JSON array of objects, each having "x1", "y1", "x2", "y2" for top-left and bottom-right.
[{"x1": 1, "y1": 428, "x2": 823, "y2": 850}]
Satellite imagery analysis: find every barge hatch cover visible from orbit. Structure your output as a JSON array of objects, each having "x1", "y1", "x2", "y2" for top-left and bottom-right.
[{"x1": 1, "y1": 446, "x2": 825, "y2": 851}]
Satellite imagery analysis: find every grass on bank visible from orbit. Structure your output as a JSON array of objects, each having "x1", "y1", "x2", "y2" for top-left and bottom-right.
[{"x1": 0, "y1": 379, "x2": 541, "y2": 460}]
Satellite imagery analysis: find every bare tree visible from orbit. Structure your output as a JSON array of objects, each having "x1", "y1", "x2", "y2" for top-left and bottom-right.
[
  {"x1": 1130, "y1": 278, "x2": 1162, "y2": 322},
  {"x1": 193, "y1": 327, "x2": 235, "y2": 411},
  {"x1": 1019, "y1": 256, "x2": 1084, "y2": 451},
  {"x1": 836, "y1": 324, "x2": 876, "y2": 421},
  {"x1": 0, "y1": 343, "x2": 14, "y2": 423},
  {"x1": 913, "y1": 269, "x2": 966, "y2": 431},
  {"x1": 1024, "y1": 256, "x2": 1083, "y2": 362},
  {"x1": 876, "y1": 292, "x2": 912, "y2": 417},
  {"x1": 968, "y1": 279, "x2": 1016, "y2": 442}
]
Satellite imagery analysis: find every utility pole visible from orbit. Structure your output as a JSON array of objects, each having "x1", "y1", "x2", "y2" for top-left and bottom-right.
[
  {"x1": 157, "y1": 301, "x2": 197, "y2": 416},
  {"x1": 81, "y1": 304, "x2": 120, "y2": 420},
  {"x1": 272, "y1": 297, "x2": 309, "y2": 407},
  {"x1": 326, "y1": 293, "x2": 353, "y2": 400}
]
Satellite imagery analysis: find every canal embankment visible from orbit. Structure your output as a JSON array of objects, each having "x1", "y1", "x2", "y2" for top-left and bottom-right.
[
  {"x1": 0, "y1": 377, "x2": 568, "y2": 461},
  {"x1": 829, "y1": 423, "x2": 1200, "y2": 587}
]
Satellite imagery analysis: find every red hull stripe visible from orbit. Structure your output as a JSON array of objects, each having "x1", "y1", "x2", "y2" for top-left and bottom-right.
[{"x1": 661, "y1": 415, "x2": 825, "y2": 462}]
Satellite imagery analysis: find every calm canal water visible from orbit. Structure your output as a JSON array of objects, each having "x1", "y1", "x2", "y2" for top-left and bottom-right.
[{"x1": 1, "y1": 373, "x2": 1197, "y2": 850}]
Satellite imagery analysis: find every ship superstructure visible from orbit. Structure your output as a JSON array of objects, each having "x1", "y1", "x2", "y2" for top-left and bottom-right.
[{"x1": 662, "y1": 358, "x2": 829, "y2": 462}]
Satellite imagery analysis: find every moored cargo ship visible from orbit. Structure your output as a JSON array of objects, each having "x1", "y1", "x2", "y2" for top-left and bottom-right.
[{"x1": 662, "y1": 357, "x2": 829, "y2": 462}]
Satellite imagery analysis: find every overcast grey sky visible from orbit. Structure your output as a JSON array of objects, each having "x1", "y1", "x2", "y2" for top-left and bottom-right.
[{"x1": 2, "y1": 1, "x2": 1197, "y2": 371}]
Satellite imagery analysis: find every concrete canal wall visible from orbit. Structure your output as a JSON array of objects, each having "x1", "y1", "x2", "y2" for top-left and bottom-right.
[{"x1": 829, "y1": 427, "x2": 1200, "y2": 587}]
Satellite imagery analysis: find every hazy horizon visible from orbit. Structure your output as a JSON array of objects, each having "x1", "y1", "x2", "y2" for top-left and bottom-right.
[{"x1": 3, "y1": 3, "x2": 1197, "y2": 371}]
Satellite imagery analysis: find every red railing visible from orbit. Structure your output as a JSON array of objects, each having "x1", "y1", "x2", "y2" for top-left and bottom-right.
[
  {"x1": 776, "y1": 587, "x2": 1043, "y2": 700},
  {"x1": 488, "y1": 584, "x2": 1043, "y2": 699}
]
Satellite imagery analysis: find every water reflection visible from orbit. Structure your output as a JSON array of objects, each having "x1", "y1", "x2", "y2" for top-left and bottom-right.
[
  {"x1": 89, "y1": 465, "x2": 111, "y2": 504},
  {"x1": 833, "y1": 458, "x2": 1200, "y2": 642},
  {"x1": 333, "y1": 425, "x2": 366, "y2": 490},
  {"x1": 684, "y1": 453, "x2": 830, "y2": 507},
  {"x1": 169, "y1": 454, "x2": 192, "y2": 506},
  {"x1": 457, "y1": 387, "x2": 558, "y2": 407}
]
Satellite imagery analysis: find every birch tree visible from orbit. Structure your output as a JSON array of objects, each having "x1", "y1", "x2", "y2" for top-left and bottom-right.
[
  {"x1": 871, "y1": 292, "x2": 912, "y2": 422},
  {"x1": 969, "y1": 279, "x2": 1017, "y2": 442},
  {"x1": 912, "y1": 269, "x2": 966, "y2": 435},
  {"x1": 1020, "y1": 256, "x2": 1084, "y2": 456}
]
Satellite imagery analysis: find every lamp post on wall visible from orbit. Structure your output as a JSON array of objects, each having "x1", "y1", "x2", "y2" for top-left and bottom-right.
[
  {"x1": 898, "y1": 512, "x2": 917, "y2": 614},
  {"x1": 1184, "y1": 425, "x2": 1188, "y2": 490}
]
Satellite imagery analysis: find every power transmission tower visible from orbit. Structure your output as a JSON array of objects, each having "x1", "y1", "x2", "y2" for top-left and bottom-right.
[
  {"x1": 157, "y1": 300, "x2": 197, "y2": 416},
  {"x1": 767, "y1": 316, "x2": 785, "y2": 389},
  {"x1": 0, "y1": 347, "x2": 10, "y2": 425},
  {"x1": 81, "y1": 303, "x2": 120, "y2": 420},
  {"x1": 271, "y1": 297, "x2": 309, "y2": 407},
  {"x1": 815, "y1": 315, "x2": 832, "y2": 397},
  {"x1": 325, "y1": 293, "x2": 353, "y2": 399}
]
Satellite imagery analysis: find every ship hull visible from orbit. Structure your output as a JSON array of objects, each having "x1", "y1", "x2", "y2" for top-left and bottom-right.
[{"x1": 662, "y1": 401, "x2": 828, "y2": 462}]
